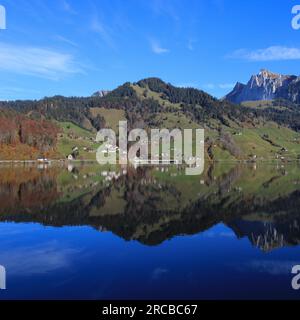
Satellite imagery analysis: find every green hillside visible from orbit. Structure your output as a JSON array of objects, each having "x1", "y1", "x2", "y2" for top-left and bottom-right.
[
  {"x1": 2, "y1": 78, "x2": 300, "y2": 161},
  {"x1": 56, "y1": 121, "x2": 97, "y2": 160}
]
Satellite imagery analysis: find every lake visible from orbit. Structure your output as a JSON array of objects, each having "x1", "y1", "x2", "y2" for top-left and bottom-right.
[{"x1": 0, "y1": 162, "x2": 300, "y2": 299}]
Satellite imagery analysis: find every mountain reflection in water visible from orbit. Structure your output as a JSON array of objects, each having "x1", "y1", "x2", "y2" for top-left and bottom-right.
[{"x1": 0, "y1": 163, "x2": 300, "y2": 252}]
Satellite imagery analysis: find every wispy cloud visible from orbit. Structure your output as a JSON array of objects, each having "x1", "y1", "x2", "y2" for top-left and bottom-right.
[
  {"x1": 202, "y1": 83, "x2": 215, "y2": 90},
  {"x1": 176, "y1": 82, "x2": 199, "y2": 88},
  {"x1": 54, "y1": 35, "x2": 78, "y2": 47},
  {"x1": 202, "y1": 83, "x2": 234, "y2": 90},
  {"x1": 149, "y1": 0, "x2": 180, "y2": 21},
  {"x1": 219, "y1": 83, "x2": 235, "y2": 89},
  {"x1": 187, "y1": 39, "x2": 197, "y2": 51},
  {"x1": 229, "y1": 46, "x2": 300, "y2": 61},
  {"x1": 91, "y1": 15, "x2": 115, "y2": 49},
  {"x1": 61, "y1": 0, "x2": 77, "y2": 14},
  {"x1": 150, "y1": 39, "x2": 170, "y2": 54},
  {"x1": 0, "y1": 43, "x2": 83, "y2": 80},
  {"x1": 0, "y1": 241, "x2": 80, "y2": 275}
]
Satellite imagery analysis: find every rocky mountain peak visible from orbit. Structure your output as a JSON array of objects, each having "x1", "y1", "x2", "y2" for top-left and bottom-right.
[
  {"x1": 259, "y1": 69, "x2": 279, "y2": 79},
  {"x1": 92, "y1": 90, "x2": 110, "y2": 98},
  {"x1": 225, "y1": 69, "x2": 300, "y2": 104}
]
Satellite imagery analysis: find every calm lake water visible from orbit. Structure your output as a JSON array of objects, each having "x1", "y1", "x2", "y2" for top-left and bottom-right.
[{"x1": 0, "y1": 162, "x2": 300, "y2": 300}]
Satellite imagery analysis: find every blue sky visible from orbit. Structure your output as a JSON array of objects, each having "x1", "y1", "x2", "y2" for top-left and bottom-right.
[{"x1": 0, "y1": 0, "x2": 299, "y2": 100}]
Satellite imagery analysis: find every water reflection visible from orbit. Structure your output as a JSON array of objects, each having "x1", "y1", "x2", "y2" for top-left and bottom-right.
[{"x1": 0, "y1": 163, "x2": 300, "y2": 252}]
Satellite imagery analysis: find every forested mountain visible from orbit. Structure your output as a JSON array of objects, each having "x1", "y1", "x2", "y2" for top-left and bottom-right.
[
  {"x1": 1, "y1": 77, "x2": 300, "y2": 160},
  {"x1": 0, "y1": 109, "x2": 59, "y2": 159}
]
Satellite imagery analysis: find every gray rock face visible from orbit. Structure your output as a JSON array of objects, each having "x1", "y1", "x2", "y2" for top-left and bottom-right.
[
  {"x1": 225, "y1": 69, "x2": 300, "y2": 104},
  {"x1": 92, "y1": 90, "x2": 110, "y2": 97}
]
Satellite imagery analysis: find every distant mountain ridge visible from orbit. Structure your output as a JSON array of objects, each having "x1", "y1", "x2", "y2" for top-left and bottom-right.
[{"x1": 225, "y1": 69, "x2": 300, "y2": 104}]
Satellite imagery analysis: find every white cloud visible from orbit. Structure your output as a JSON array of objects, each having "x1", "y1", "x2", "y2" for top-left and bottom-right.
[
  {"x1": 54, "y1": 35, "x2": 78, "y2": 47},
  {"x1": 0, "y1": 241, "x2": 80, "y2": 275},
  {"x1": 219, "y1": 83, "x2": 235, "y2": 89},
  {"x1": 229, "y1": 46, "x2": 300, "y2": 61},
  {"x1": 202, "y1": 83, "x2": 215, "y2": 89},
  {"x1": 187, "y1": 43, "x2": 193, "y2": 51},
  {"x1": 91, "y1": 16, "x2": 115, "y2": 49},
  {"x1": 0, "y1": 43, "x2": 82, "y2": 80},
  {"x1": 202, "y1": 83, "x2": 234, "y2": 90},
  {"x1": 176, "y1": 82, "x2": 199, "y2": 88},
  {"x1": 150, "y1": 40, "x2": 170, "y2": 54},
  {"x1": 61, "y1": 0, "x2": 77, "y2": 14},
  {"x1": 187, "y1": 39, "x2": 197, "y2": 51},
  {"x1": 149, "y1": 0, "x2": 179, "y2": 22}
]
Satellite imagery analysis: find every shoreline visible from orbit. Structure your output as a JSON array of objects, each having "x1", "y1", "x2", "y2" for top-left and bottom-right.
[
  {"x1": 0, "y1": 159, "x2": 298, "y2": 164},
  {"x1": 0, "y1": 159, "x2": 98, "y2": 164}
]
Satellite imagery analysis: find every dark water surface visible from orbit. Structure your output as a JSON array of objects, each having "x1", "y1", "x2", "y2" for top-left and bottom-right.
[{"x1": 0, "y1": 162, "x2": 300, "y2": 299}]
